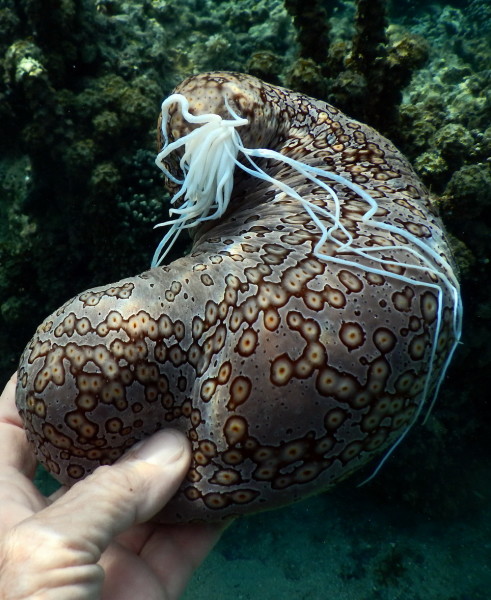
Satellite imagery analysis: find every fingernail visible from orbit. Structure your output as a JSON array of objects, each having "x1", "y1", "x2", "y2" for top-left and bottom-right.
[{"x1": 132, "y1": 430, "x2": 187, "y2": 466}]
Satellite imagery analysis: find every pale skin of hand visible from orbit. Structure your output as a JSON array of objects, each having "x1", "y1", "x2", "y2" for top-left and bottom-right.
[{"x1": 0, "y1": 373, "x2": 226, "y2": 600}]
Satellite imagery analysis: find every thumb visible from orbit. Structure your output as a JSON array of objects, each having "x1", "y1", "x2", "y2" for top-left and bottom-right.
[
  {"x1": 35, "y1": 429, "x2": 190, "y2": 555},
  {"x1": 0, "y1": 430, "x2": 191, "y2": 599}
]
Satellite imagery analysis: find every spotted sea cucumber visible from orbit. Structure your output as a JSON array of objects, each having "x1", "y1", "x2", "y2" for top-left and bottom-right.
[{"x1": 16, "y1": 72, "x2": 462, "y2": 522}]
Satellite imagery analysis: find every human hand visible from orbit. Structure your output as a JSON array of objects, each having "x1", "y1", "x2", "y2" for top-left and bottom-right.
[{"x1": 0, "y1": 373, "x2": 225, "y2": 599}]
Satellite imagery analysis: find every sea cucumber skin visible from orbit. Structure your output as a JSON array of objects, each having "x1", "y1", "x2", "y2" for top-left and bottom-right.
[{"x1": 16, "y1": 73, "x2": 458, "y2": 522}]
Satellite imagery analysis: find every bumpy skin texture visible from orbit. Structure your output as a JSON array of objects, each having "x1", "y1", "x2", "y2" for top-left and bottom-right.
[{"x1": 16, "y1": 72, "x2": 458, "y2": 522}]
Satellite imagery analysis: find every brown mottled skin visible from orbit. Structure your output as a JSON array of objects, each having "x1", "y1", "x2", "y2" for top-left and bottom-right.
[{"x1": 16, "y1": 72, "x2": 458, "y2": 522}]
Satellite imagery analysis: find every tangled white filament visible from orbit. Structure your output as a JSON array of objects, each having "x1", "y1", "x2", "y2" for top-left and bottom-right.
[
  {"x1": 152, "y1": 92, "x2": 463, "y2": 479},
  {"x1": 152, "y1": 93, "x2": 248, "y2": 267}
]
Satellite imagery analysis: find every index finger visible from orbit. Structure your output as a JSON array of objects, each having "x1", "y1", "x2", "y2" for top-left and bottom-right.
[
  {"x1": 0, "y1": 373, "x2": 37, "y2": 476},
  {"x1": 0, "y1": 372, "x2": 48, "y2": 536}
]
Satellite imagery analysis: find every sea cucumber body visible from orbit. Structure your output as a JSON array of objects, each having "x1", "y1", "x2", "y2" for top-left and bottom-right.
[{"x1": 16, "y1": 73, "x2": 458, "y2": 521}]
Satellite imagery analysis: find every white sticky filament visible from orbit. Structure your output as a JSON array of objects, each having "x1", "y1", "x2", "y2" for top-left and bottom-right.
[{"x1": 152, "y1": 93, "x2": 463, "y2": 478}]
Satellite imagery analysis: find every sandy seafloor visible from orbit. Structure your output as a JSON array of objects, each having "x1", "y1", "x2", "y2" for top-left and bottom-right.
[{"x1": 183, "y1": 479, "x2": 490, "y2": 600}]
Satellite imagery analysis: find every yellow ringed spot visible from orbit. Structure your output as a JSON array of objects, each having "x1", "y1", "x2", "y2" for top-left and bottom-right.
[{"x1": 271, "y1": 354, "x2": 293, "y2": 386}]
